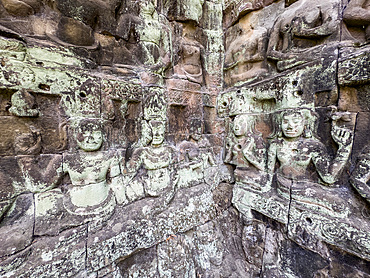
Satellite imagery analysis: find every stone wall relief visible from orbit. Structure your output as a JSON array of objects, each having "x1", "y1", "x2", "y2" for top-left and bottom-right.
[
  {"x1": 172, "y1": 22, "x2": 204, "y2": 85},
  {"x1": 135, "y1": 0, "x2": 172, "y2": 84},
  {"x1": 338, "y1": 0, "x2": 370, "y2": 209},
  {"x1": 0, "y1": 121, "x2": 64, "y2": 255},
  {"x1": 266, "y1": 109, "x2": 354, "y2": 216},
  {"x1": 33, "y1": 118, "x2": 122, "y2": 235},
  {"x1": 267, "y1": 0, "x2": 340, "y2": 72},
  {"x1": 14, "y1": 127, "x2": 63, "y2": 193},
  {"x1": 217, "y1": 87, "x2": 276, "y2": 118},
  {"x1": 224, "y1": 114, "x2": 267, "y2": 191},
  {"x1": 177, "y1": 125, "x2": 219, "y2": 189},
  {"x1": 163, "y1": 0, "x2": 205, "y2": 23},
  {"x1": 0, "y1": 0, "x2": 174, "y2": 73},
  {"x1": 61, "y1": 119, "x2": 120, "y2": 214},
  {"x1": 123, "y1": 119, "x2": 179, "y2": 214},
  {"x1": 343, "y1": 0, "x2": 370, "y2": 44},
  {"x1": 224, "y1": 11, "x2": 268, "y2": 86},
  {"x1": 223, "y1": 0, "x2": 277, "y2": 29},
  {"x1": 351, "y1": 144, "x2": 370, "y2": 203},
  {"x1": 219, "y1": 90, "x2": 370, "y2": 259},
  {"x1": 8, "y1": 88, "x2": 39, "y2": 117}
]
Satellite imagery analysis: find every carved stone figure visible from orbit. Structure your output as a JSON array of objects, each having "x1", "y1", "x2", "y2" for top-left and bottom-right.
[
  {"x1": 225, "y1": 114, "x2": 267, "y2": 191},
  {"x1": 164, "y1": 0, "x2": 204, "y2": 23},
  {"x1": 177, "y1": 139, "x2": 217, "y2": 188},
  {"x1": 350, "y1": 144, "x2": 370, "y2": 203},
  {"x1": 173, "y1": 22, "x2": 204, "y2": 84},
  {"x1": 14, "y1": 128, "x2": 63, "y2": 193},
  {"x1": 9, "y1": 89, "x2": 39, "y2": 117},
  {"x1": 343, "y1": 0, "x2": 370, "y2": 43},
  {"x1": 267, "y1": 109, "x2": 353, "y2": 215},
  {"x1": 48, "y1": 0, "x2": 120, "y2": 47},
  {"x1": 1, "y1": 0, "x2": 41, "y2": 17},
  {"x1": 177, "y1": 120, "x2": 219, "y2": 188},
  {"x1": 177, "y1": 141, "x2": 204, "y2": 188},
  {"x1": 136, "y1": 0, "x2": 172, "y2": 80},
  {"x1": 124, "y1": 120, "x2": 178, "y2": 212},
  {"x1": 62, "y1": 119, "x2": 120, "y2": 216},
  {"x1": 224, "y1": 12, "x2": 268, "y2": 86},
  {"x1": 0, "y1": 127, "x2": 62, "y2": 256},
  {"x1": 223, "y1": 0, "x2": 276, "y2": 28},
  {"x1": 267, "y1": 0, "x2": 340, "y2": 71}
]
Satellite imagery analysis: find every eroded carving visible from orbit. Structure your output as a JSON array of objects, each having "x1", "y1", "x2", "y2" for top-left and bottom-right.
[
  {"x1": 343, "y1": 0, "x2": 370, "y2": 43},
  {"x1": 224, "y1": 114, "x2": 267, "y2": 191},
  {"x1": 172, "y1": 22, "x2": 204, "y2": 84},
  {"x1": 136, "y1": 0, "x2": 172, "y2": 81},
  {"x1": 224, "y1": 12, "x2": 268, "y2": 86},
  {"x1": 177, "y1": 137, "x2": 217, "y2": 189},
  {"x1": 267, "y1": 0, "x2": 340, "y2": 71},
  {"x1": 267, "y1": 109, "x2": 354, "y2": 215},
  {"x1": 124, "y1": 120, "x2": 178, "y2": 213},
  {"x1": 0, "y1": 0, "x2": 370, "y2": 275},
  {"x1": 223, "y1": 0, "x2": 276, "y2": 28},
  {"x1": 62, "y1": 118, "x2": 120, "y2": 216},
  {"x1": 351, "y1": 144, "x2": 370, "y2": 203},
  {"x1": 33, "y1": 118, "x2": 121, "y2": 234},
  {"x1": 164, "y1": 0, "x2": 205, "y2": 23},
  {"x1": 9, "y1": 89, "x2": 39, "y2": 117}
]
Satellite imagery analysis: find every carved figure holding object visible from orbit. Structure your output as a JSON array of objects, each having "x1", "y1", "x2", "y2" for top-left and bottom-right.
[{"x1": 267, "y1": 109, "x2": 353, "y2": 216}]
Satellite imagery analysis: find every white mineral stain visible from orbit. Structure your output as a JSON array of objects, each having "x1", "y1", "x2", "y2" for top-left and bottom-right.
[{"x1": 41, "y1": 251, "x2": 53, "y2": 262}]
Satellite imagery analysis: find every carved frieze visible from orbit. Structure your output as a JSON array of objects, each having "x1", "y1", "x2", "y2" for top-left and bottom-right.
[{"x1": 0, "y1": 0, "x2": 370, "y2": 276}]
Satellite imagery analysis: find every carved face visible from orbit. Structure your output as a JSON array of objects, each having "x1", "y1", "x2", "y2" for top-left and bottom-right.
[
  {"x1": 233, "y1": 115, "x2": 249, "y2": 136},
  {"x1": 150, "y1": 120, "x2": 166, "y2": 146},
  {"x1": 281, "y1": 112, "x2": 305, "y2": 138},
  {"x1": 75, "y1": 122, "x2": 103, "y2": 151}
]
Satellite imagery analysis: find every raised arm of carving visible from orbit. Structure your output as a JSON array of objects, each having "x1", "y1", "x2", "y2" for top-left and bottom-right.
[
  {"x1": 109, "y1": 151, "x2": 127, "y2": 205},
  {"x1": 267, "y1": 19, "x2": 294, "y2": 61},
  {"x1": 267, "y1": 141, "x2": 277, "y2": 174},
  {"x1": 312, "y1": 125, "x2": 353, "y2": 185},
  {"x1": 266, "y1": 141, "x2": 277, "y2": 189},
  {"x1": 242, "y1": 136, "x2": 266, "y2": 171},
  {"x1": 126, "y1": 148, "x2": 144, "y2": 174}
]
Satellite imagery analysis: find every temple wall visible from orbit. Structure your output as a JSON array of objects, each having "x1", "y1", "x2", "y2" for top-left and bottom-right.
[{"x1": 0, "y1": 0, "x2": 369, "y2": 277}]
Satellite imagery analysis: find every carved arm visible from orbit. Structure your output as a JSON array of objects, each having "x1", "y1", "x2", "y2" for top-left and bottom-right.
[{"x1": 312, "y1": 126, "x2": 353, "y2": 185}]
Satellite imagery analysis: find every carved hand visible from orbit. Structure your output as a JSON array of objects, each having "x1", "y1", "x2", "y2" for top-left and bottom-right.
[{"x1": 331, "y1": 125, "x2": 353, "y2": 147}]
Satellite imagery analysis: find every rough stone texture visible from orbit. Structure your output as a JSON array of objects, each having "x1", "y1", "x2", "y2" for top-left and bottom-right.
[{"x1": 0, "y1": 0, "x2": 369, "y2": 277}]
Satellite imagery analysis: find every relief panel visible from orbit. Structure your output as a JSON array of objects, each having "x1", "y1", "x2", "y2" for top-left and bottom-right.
[{"x1": 267, "y1": 0, "x2": 341, "y2": 72}]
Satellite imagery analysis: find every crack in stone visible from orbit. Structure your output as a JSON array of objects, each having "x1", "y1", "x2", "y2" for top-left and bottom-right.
[
  {"x1": 258, "y1": 219, "x2": 269, "y2": 278},
  {"x1": 85, "y1": 223, "x2": 89, "y2": 273},
  {"x1": 286, "y1": 179, "x2": 293, "y2": 236}
]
